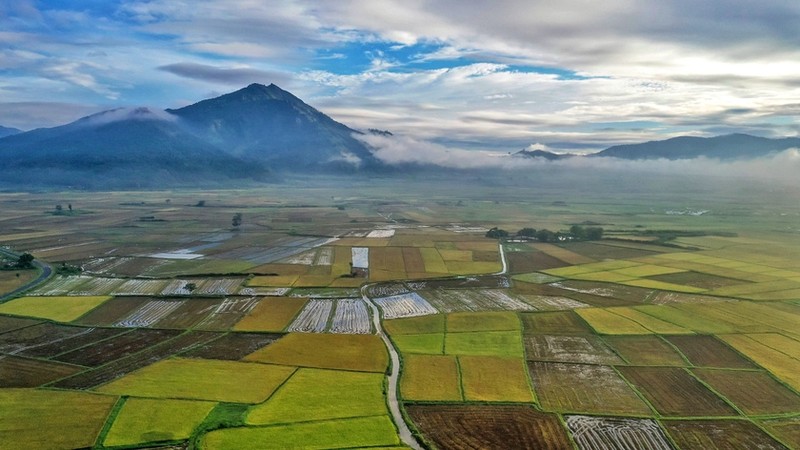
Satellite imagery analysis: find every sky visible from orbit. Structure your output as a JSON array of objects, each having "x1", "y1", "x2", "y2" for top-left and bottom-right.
[{"x1": 2, "y1": 0, "x2": 800, "y2": 154}]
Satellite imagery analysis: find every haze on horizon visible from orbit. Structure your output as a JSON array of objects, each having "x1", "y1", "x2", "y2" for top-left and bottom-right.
[{"x1": 1, "y1": 0, "x2": 799, "y2": 155}]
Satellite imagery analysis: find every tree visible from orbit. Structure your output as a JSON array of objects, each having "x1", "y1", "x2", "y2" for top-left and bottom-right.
[
  {"x1": 195, "y1": 200, "x2": 206, "y2": 207},
  {"x1": 517, "y1": 227, "x2": 536, "y2": 237},
  {"x1": 68, "y1": 204, "x2": 72, "y2": 212},
  {"x1": 569, "y1": 225, "x2": 587, "y2": 240},
  {"x1": 586, "y1": 227, "x2": 604, "y2": 240},
  {"x1": 184, "y1": 282, "x2": 197, "y2": 293},
  {"x1": 16, "y1": 253, "x2": 34, "y2": 269},
  {"x1": 232, "y1": 213, "x2": 243, "y2": 228},
  {"x1": 536, "y1": 229, "x2": 556, "y2": 242},
  {"x1": 485, "y1": 227, "x2": 509, "y2": 239},
  {"x1": 55, "y1": 204, "x2": 63, "y2": 214}
]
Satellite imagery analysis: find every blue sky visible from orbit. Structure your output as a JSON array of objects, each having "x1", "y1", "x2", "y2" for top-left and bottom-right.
[{"x1": 2, "y1": 0, "x2": 799, "y2": 153}]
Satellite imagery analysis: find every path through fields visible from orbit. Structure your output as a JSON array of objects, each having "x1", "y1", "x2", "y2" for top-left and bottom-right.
[{"x1": 0, "y1": 247, "x2": 52, "y2": 302}]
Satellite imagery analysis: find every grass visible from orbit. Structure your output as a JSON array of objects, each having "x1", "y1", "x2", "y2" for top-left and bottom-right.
[
  {"x1": 233, "y1": 297, "x2": 307, "y2": 332},
  {"x1": 244, "y1": 333, "x2": 389, "y2": 373},
  {"x1": 445, "y1": 330, "x2": 524, "y2": 358},
  {"x1": 201, "y1": 415, "x2": 401, "y2": 449},
  {"x1": 0, "y1": 295, "x2": 111, "y2": 322},
  {"x1": 459, "y1": 356, "x2": 534, "y2": 402},
  {"x1": 392, "y1": 333, "x2": 444, "y2": 354},
  {"x1": 96, "y1": 358, "x2": 295, "y2": 403},
  {"x1": 446, "y1": 311, "x2": 520, "y2": 332},
  {"x1": 400, "y1": 354, "x2": 461, "y2": 401},
  {"x1": 0, "y1": 388, "x2": 117, "y2": 449},
  {"x1": 103, "y1": 398, "x2": 215, "y2": 447},
  {"x1": 247, "y1": 368, "x2": 387, "y2": 424}
]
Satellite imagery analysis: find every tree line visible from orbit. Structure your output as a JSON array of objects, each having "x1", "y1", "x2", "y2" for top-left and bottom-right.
[{"x1": 486, "y1": 224, "x2": 603, "y2": 242}]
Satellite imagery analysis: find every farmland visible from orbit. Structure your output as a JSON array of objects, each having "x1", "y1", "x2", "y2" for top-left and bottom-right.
[{"x1": 0, "y1": 178, "x2": 799, "y2": 448}]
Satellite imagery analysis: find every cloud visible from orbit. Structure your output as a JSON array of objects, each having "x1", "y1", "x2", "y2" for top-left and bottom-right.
[
  {"x1": 0, "y1": 102, "x2": 104, "y2": 130},
  {"x1": 158, "y1": 62, "x2": 291, "y2": 86}
]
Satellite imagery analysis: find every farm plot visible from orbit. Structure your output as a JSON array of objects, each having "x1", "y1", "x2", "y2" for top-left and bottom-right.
[
  {"x1": 419, "y1": 288, "x2": 532, "y2": 312},
  {"x1": 576, "y1": 308, "x2": 652, "y2": 334},
  {"x1": 521, "y1": 311, "x2": 594, "y2": 335},
  {"x1": 0, "y1": 295, "x2": 111, "y2": 322},
  {"x1": 520, "y1": 295, "x2": 588, "y2": 310},
  {"x1": 0, "y1": 316, "x2": 41, "y2": 334},
  {"x1": 447, "y1": 311, "x2": 520, "y2": 332},
  {"x1": 400, "y1": 354, "x2": 461, "y2": 401},
  {"x1": 195, "y1": 278, "x2": 245, "y2": 295},
  {"x1": 633, "y1": 305, "x2": 739, "y2": 334},
  {"x1": 244, "y1": 333, "x2": 388, "y2": 373},
  {"x1": 603, "y1": 308, "x2": 693, "y2": 334},
  {"x1": 384, "y1": 313, "x2": 444, "y2": 335},
  {"x1": 233, "y1": 297, "x2": 307, "y2": 332},
  {"x1": 52, "y1": 330, "x2": 219, "y2": 390},
  {"x1": 109, "y1": 278, "x2": 168, "y2": 296},
  {"x1": 81, "y1": 256, "x2": 132, "y2": 274},
  {"x1": 762, "y1": 417, "x2": 800, "y2": 449},
  {"x1": 392, "y1": 332, "x2": 444, "y2": 354},
  {"x1": 604, "y1": 335, "x2": 687, "y2": 366},
  {"x1": 566, "y1": 415, "x2": 674, "y2": 450},
  {"x1": 0, "y1": 323, "x2": 99, "y2": 354},
  {"x1": 103, "y1": 398, "x2": 215, "y2": 448},
  {"x1": 407, "y1": 404, "x2": 573, "y2": 450},
  {"x1": 153, "y1": 298, "x2": 219, "y2": 329},
  {"x1": 366, "y1": 282, "x2": 409, "y2": 298},
  {"x1": 446, "y1": 330, "x2": 524, "y2": 358},
  {"x1": 663, "y1": 419, "x2": 788, "y2": 450},
  {"x1": 73, "y1": 296, "x2": 152, "y2": 326},
  {"x1": 53, "y1": 328, "x2": 182, "y2": 367},
  {"x1": 720, "y1": 334, "x2": 800, "y2": 391},
  {"x1": 459, "y1": 355, "x2": 534, "y2": 402},
  {"x1": 352, "y1": 247, "x2": 369, "y2": 269},
  {"x1": 97, "y1": 357, "x2": 295, "y2": 403},
  {"x1": 330, "y1": 299, "x2": 371, "y2": 334},
  {"x1": 0, "y1": 355, "x2": 83, "y2": 387},
  {"x1": 72, "y1": 277, "x2": 126, "y2": 295},
  {"x1": 28, "y1": 275, "x2": 91, "y2": 295},
  {"x1": 247, "y1": 368, "x2": 387, "y2": 424},
  {"x1": 529, "y1": 361, "x2": 652, "y2": 415},
  {"x1": 617, "y1": 366, "x2": 738, "y2": 417},
  {"x1": 160, "y1": 279, "x2": 194, "y2": 295},
  {"x1": 531, "y1": 243, "x2": 595, "y2": 265},
  {"x1": 524, "y1": 335, "x2": 625, "y2": 364},
  {"x1": 201, "y1": 415, "x2": 400, "y2": 450},
  {"x1": 115, "y1": 300, "x2": 186, "y2": 327},
  {"x1": 0, "y1": 388, "x2": 117, "y2": 450},
  {"x1": 373, "y1": 292, "x2": 438, "y2": 319},
  {"x1": 507, "y1": 251, "x2": 570, "y2": 273},
  {"x1": 550, "y1": 280, "x2": 655, "y2": 305},
  {"x1": 287, "y1": 299, "x2": 333, "y2": 332},
  {"x1": 18, "y1": 327, "x2": 124, "y2": 358},
  {"x1": 194, "y1": 296, "x2": 260, "y2": 330},
  {"x1": 181, "y1": 332, "x2": 281, "y2": 360},
  {"x1": 666, "y1": 335, "x2": 756, "y2": 369},
  {"x1": 692, "y1": 368, "x2": 800, "y2": 415}
]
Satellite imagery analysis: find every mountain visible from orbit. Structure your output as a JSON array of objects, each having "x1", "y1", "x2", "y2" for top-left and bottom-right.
[
  {"x1": 514, "y1": 149, "x2": 571, "y2": 160},
  {"x1": 0, "y1": 107, "x2": 266, "y2": 189},
  {"x1": 168, "y1": 83, "x2": 380, "y2": 170},
  {"x1": 0, "y1": 125, "x2": 21, "y2": 138},
  {"x1": 594, "y1": 134, "x2": 800, "y2": 160}
]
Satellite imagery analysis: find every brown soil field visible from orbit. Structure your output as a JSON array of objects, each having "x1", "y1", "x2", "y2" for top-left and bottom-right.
[
  {"x1": 402, "y1": 247, "x2": 426, "y2": 273},
  {"x1": 524, "y1": 335, "x2": 624, "y2": 364},
  {"x1": 52, "y1": 330, "x2": 220, "y2": 389},
  {"x1": 194, "y1": 296, "x2": 261, "y2": 331},
  {"x1": 553, "y1": 280, "x2": 655, "y2": 304},
  {"x1": 73, "y1": 296, "x2": 152, "y2": 326},
  {"x1": 618, "y1": 367, "x2": 738, "y2": 417},
  {"x1": 0, "y1": 270, "x2": 37, "y2": 296},
  {"x1": 153, "y1": 298, "x2": 218, "y2": 329},
  {"x1": 407, "y1": 404, "x2": 572, "y2": 450},
  {"x1": 692, "y1": 368, "x2": 800, "y2": 415},
  {"x1": 233, "y1": 297, "x2": 307, "y2": 332},
  {"x1": 560, "y1": 241, "x2": 659, "y2": 260},
  {"x1": 107, "y1": 257, "x2": 167, "y2": 277},
  {"x1": 0, "y1": 355, "x2": 83, "y2": 387},
  {"x1": 0, "y1": 323, "x2": 93, "y2": 354},
  {"x1": 649, "y1": 271, "x2": 745, "y2": 290},
  {"x1": 663, "y1": 419, "x2": 788, "y2": 450},
  {"x1": 19, "y1": 327, "x2": 125, "y2": 358},
  {"x1": 529, "y1": 361, "x2": 652, "y2": 415},
  {"x1": 181, "y1": 332, "x2": 281, "y2": 360},
  {"x1": 54, "y1": 328, "x2": 182, "y2": 367},
  {"x1": 507, "y1": 251, "x2": 569, "y2": 274},
  {"x1": 472, "y1": 250, "x2": 499, "y2": 262},
  {"x1": 604, "y1": 335, "x2": 687, "y2": 366},
  {"x1": 521, "y1": 311, "x2": 593, "y2": 335},
  {"x1": 666, "y1": 335, "x2": 757, "y2": 369},
  {"x1": 0, "y1": 316, "x2": 42, "y2": 334}
]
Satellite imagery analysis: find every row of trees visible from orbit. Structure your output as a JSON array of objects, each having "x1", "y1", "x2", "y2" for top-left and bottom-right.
[{"x1": 486, "y1": 225, "x2": 603, "y2": 242}]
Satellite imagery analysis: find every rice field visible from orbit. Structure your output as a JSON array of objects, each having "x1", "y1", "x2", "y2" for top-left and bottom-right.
[
  {"x1": 330, "y1": 299, "x2": 372, "y2": 334},
  {"x1": 419, "y1": 288, "x2": 534, "y2": 312},
  {"x1": 566, "y1": 416, "x2": 674, "y2": 450},
  {"x1": 287, "y1": 299, "x2": 333, "y2": 332},
  {"x1": 0, "y1": 295, "x2": 111, "y2": 322},
  {"x1": 115, "y1": 300, "x2": 185, "y2": 327}
]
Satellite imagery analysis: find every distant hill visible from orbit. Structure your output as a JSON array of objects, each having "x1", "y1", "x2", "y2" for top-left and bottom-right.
[
  {"x1": 0, "y1": 107, "x2": 266, "y2": 189},
  {"x1": 0, "y1": 125, "x2": 21, "y2": 138},
  {"x1": 168, "y1": 83, "x2": 381, "y2": 170},
  {"x1": 514, "y1": 149, "x2": 571, "y2": 160},
  {"x1": 594, "y1": 134, "x2": 800, "y2": 160}
]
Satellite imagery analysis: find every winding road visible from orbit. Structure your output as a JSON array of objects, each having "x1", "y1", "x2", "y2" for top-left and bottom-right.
[
  {"x1": 0, "y1": 247, "x2": 52, "y2": 302},
  {"x1": 361, "y1": 240, "x2": 507, "y2": 449}
]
